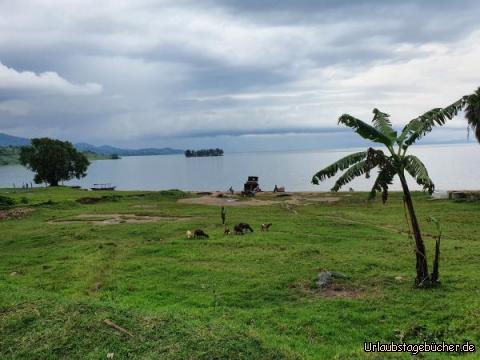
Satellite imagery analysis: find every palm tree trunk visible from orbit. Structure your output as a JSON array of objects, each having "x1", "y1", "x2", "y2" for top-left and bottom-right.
[{"x1": 398, "y1": 172, "x2": 430, "y2": 286}]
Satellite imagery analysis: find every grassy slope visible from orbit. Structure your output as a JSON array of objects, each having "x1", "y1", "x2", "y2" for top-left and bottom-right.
[{"x1": 0, "y1": 188, "x2": 479, "y2": 359}]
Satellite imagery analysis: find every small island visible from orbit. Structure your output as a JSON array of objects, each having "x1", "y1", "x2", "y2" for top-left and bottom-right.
[{"x1": 184, "y1": 148, "x2": 224, "y2": 157}]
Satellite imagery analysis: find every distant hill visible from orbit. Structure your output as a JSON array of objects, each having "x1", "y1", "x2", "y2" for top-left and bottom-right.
[
  {"x1": 0, "y1": 133, "x2": 31, "y2": 147},
  {"x1": 74, "y1": 143, "x2": 183, "y2": 156},
  {"x1": 0, "y1": 133, "x2": 183, "y2": 157}
]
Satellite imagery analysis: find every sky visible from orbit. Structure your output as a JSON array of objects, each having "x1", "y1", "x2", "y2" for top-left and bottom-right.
[{"x1": 0, "y1": 0, "x2": 480, "y2": 151}]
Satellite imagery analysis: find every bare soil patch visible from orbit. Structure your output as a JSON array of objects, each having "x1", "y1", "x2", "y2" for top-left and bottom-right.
[
  {"x1": 303, "y1": 196, "x2": 340, "y2": 203},
  {"x1": 179, "y1": 196, "x2": 277, "y2": 207},
  {"x1": 178, "y1": 192, "x2": 341, "y2": 207},
  {"x1": 290, "y1": 279, "x2": 363, "y2": 299},
  {"x1": 318, "y1": 283, "x2": 363, "y2": 299},
  {"x1": 48, "y1": 213, "x2": 194, "y2": 225},
  {"x1": 131, "y1": 204, "x2": 159, "y2": 209},
  {"x1": 0, "y1": 208, "x2": 34, "y2": 221}
]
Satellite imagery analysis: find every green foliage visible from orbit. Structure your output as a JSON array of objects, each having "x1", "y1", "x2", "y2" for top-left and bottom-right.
[
  {"x1": 331, "y1": 161, "x2": 369, "y2": 192},
  {"x1": 185, "y1": 148, "x2": 224, "y2": 157},
  {"x1": 404, "y1": 155, "x2": 434, "y2": 194},
  {"x1": 0, "y1": 195, "x2": 16, "y2": 207},
  {"x1": 312, "y1": 151, "x2": 367, "y2": 184},
  {"x1": 465, "y1": 87, "x2": 480, "y2": 142},
  {"x1": 19, "y1": 138, "x2": 90, "y2": 186},
  {"x1": 369, "y1": 162, "x2": 396, "y2": 204},
  {"x1": 338, "y1": 114, "x2": 394, "y2": 146},
  {"x1": 372, "y1": 108, "x2": 396, "y2": 141},
  {"x1": 398, "y1": 97, "x2": 469, "y2": 148},
  {"x1": 0, "y1": 146, "x2": 21, "y2": 165}
]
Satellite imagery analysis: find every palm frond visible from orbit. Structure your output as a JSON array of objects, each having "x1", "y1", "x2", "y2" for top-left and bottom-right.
[
  {"x1": 338, "y1": 114, "x2": 394, "y2": 146},
  {"x1": 331, "y1": 161, "x2": 370, "y2": 192},
  {"x1": 404, "y1": 155, "x2": 435, "y2": 194},
  {"x1": 465, "y1": 87, "x2": 480, "y2": 142},
  {"x1": 369, "y1": 161, "x2": 397, "y2": 204},
  {"x1": 372, "y1": 108, "x2": 396, "y2": 140},
  {"x1": 398, "y1": 97, "x2": 468, "y2": 148},
  {"x1": 312, "y1": 151, "x2": 367, "y2": 184},
  {"x1": 331, "y1": 148, "x2": 388, "y2": 191}
]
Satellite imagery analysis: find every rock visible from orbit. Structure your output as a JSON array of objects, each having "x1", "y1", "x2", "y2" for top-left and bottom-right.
[
  {"x1": 316, "y1": 270, "x2": 349, "y2": 288},
  {"x1": 395, "y1": 276, "x2": 404, "y2": 282},
  {"x1": 316, "y1": 271, "x2": 332, "y2": 288}
]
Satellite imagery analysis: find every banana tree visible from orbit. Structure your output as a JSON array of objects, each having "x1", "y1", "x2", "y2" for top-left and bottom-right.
[{"x1": 312, "y1": 89, "x2": 480, "y2": 287}]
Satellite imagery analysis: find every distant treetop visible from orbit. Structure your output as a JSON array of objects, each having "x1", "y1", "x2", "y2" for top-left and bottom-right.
[{"x1": 185, "y1": 148, "x2": 224, "y2": 157}]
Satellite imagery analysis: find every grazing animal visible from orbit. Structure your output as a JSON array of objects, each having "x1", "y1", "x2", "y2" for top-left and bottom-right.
[
  {"x1": 234, "y1": 223, "x2": 254, "y2": 235},
  {"x1": 186, "y1": 230, "x2": 193, "y2": 239},
  {"x1": 234, "y1": 224, "x2": 244, "y2": 235},
  {"x1": 193, "y1": 229, "x2": 209, "y2": 238},
  {"x1": 261, "y1": 223, "x2": 272, "y2": 231},
  {"x1": 224, "y1": 227, "x2": 231, "y2": 235}
]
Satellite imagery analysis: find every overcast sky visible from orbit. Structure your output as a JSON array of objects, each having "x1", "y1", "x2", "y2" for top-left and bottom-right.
[{"x1": 1, "y1": 0, "x2": 480, "y2": 151}]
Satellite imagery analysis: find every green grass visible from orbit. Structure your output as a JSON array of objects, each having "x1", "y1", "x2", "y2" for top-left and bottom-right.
[{"x1": 0, "y1": 188, "x2": 479, "y2": 359}]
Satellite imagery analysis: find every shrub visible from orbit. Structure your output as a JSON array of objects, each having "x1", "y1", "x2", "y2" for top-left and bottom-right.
[{"x1": 0, "y1": 195, "x2": 16, "y2": 207}]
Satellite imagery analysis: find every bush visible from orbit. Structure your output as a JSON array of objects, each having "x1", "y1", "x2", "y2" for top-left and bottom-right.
[
  {"x1": 0, "y1": 195, "x2": 16, "y2": 207},
  {"x1": 20, "y1": 197, "x2": 29, "y2": 204}
]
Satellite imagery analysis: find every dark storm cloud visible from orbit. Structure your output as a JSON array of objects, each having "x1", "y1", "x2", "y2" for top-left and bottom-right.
[{"x1": 0, "y1": 0, "x2": 479, "y2": 150}]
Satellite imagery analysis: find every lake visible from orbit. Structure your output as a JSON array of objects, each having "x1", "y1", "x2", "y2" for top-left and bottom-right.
[{"x1": 1, "y1": 143, "x2": 478, "y2": 192}]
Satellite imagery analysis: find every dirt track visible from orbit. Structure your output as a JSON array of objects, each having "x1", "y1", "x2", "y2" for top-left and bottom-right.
[{"x1": 178, "y1": 192, "x2": 341, "y2": 206}]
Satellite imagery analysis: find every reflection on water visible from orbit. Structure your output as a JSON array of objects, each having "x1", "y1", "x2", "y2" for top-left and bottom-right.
[{"x1": 0, "y1": 144, "x2": 478, "y2": 192}]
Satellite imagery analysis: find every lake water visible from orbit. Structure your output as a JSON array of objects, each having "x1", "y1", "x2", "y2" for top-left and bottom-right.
[{"x1": 1, "y1": 143, "x2": 479, "y2": 192}]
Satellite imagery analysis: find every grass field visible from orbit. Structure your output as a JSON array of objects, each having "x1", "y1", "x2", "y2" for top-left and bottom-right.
[{"x1": 0, "y1": 188, "x2": 479, "y2": 359}]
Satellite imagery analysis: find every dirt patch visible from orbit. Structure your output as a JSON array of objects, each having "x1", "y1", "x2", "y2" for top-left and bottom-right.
[
  {"x1": 178, "y1": 192, "x2": 341, "y2": 207},
  {"x1": 48, "y1": 213, "x2": 194, "y2": 225},
  {"x1": 179, "y1": 195, "x2": 277, "y2": 207},
  {"x1": 303, "y1": 196, "x2": 340, "y2": 203},
  {"x1": 282, "y1": 195, "x2": 340, "y2": 205},
  {"x1": 0, "y1": 208, "x2": 34, "y2": 221},
  {"x1": 76, "y1": 195, "x2": 122, "y2": 204},
  {"x1": 290, "y1": 279, "x2": 363, "y2": 299},
  {"x1": 318, "y1": 283, "x2": 362, "y2": 298},
  {"x1": 131, "y1": 204, "x2": 159, "y2": 209}
]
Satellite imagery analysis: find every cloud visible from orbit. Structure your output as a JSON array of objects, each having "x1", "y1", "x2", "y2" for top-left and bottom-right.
[
  {"x1": 0, "y1": 100, "x2": 31, "y2": 116},
  {"x1": 0, "y1": 0, "x2": 479, "y2": 150},
  {"x1": 0, "y1": 62, "x2": 102, "y2": 96}
]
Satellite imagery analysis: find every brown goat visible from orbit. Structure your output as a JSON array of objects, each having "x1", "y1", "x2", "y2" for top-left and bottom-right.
[{"x1": 261, "y1": 223, "x2": 272, "y2": 231}]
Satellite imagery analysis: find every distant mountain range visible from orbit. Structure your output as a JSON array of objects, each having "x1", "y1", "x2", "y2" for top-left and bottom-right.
[
  {"x1": 74, "y1": 143, "x2": 183, "y2": 156},
  {"x1": 0, "y1": 133, "x2": 183, "y2": 156},
  {"x1": 0, "y1": 133, "x2": 31, "y2": 147}
]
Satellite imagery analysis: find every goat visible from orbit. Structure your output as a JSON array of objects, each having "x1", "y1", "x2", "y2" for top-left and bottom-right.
[
  {"x1": 234, "y1": 223, "x2": 254, "y2": 235},
  {"x1": 261, "y1": 223, "x2": 272, "y2": 231},
  {"x1": 224, "y1": 227, "x2": 231, "y2": 235},
  {"x1": 193, "y1": 229, "x2": 209, "y2": 238},
  {"x1": 186, "y1": 230, "x2": 193, "y2": 239}
]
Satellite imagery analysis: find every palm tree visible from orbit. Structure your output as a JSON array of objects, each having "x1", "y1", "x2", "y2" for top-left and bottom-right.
[
  {"x1": 465, "y1": 87, "x2": 480, "y2": 142},
  {"x1": 312, "y1": 89, "x2": 479, "y2": 287}
]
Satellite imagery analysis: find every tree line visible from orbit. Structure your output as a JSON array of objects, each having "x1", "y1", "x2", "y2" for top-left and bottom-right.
[{"x1": 184, "y1": 148, "x2": 224, "y2": 157}]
